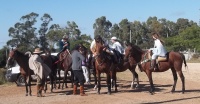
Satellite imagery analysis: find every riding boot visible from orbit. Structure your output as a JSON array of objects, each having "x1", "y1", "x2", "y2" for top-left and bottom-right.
[
  {"x1": 73, "y1": 85, "x2": 77, "y2": 95},
  {"x1": 150, "y1": 60, "x2": 156, "y2": 71},
  {"x1": 80, "y1": 85, "x2": 87, "y2": 96}
]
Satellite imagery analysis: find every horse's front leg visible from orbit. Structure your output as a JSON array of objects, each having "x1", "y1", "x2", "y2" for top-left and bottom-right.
[
  {"x1": 130, "y1": 66, "x2": 139, "y2": 89},
  {"x1": 146, "y1": 71, "x2": 155, "y2": 95},
  {"x1": 27, "y1": 76, "x2": 32, "y2": 96},
  {"x1": 62, "y1": 70, "x2": 67, "y2": 90},
  {"x1": 57, "y1": 69, "x2": 61, "y2": 89},
  {"x1": 49, "y1": 74, "x2": 54, "y2": 93},
  {"x1": 23, "y1": 76, "x2": 29, "y2": 96},
  {"x1": 107, "y1": 74, "x2": 111, "y2": 95},
  {"x1": 97, "y1": 72, "x2": 101, "y2": 94}
]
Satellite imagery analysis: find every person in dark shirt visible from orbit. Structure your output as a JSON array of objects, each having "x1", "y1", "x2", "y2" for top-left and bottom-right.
[
  {"x1": 57, "y1": 35, "x2": 70, "y2": 57},
  {"x1": 71, "y1": 44, "x2": 87, "y2": 96}
]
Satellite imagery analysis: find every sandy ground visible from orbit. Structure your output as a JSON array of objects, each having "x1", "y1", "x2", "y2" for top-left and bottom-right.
[{"x1": 0, "y1": 63, "x2": 200, "y2": 104}]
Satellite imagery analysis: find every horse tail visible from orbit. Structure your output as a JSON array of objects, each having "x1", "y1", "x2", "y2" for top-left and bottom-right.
[{"x1": 179, "y1": 53, "x2": 188, "y2": 71}]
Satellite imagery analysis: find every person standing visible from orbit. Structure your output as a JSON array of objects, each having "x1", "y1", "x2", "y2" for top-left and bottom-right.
[
  {"x1": 71, "y1": 45, "x2": 87, "y2": 96},
  {"x1": 149, "y1": 32, "x2": 167, "y2": 71},
  {"x1": 28, "y1": 48, "x2": 51, "y2": 97}
]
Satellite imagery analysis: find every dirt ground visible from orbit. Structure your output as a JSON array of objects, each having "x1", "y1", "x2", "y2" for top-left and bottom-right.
[{"x1": 0, "y1": 63, "x2": 200, "y2": 104}]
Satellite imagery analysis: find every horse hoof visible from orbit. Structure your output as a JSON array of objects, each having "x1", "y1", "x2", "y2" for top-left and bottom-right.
[
  {"x1": 97, "y1": 92, "x2": 100, "y2": 94},
  {"x1": 25, "y1": 93, "x2": 28, "y2": 96},
  {"x1": 107, "y1": 92, "x2": 111, "y2": 95}
]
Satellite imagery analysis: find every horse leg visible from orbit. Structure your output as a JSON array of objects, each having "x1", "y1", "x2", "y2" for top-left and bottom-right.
[
  {"x1": 58, "y1": 69, "x2": 61, "y2": 89},
  {"x1": 27, "y1": 75, "x2": 32, "y2": 96},
  {"x1": 49, "y1": 73, "x2": 54, "y2": 93},
  {"x1": 145, "y1": 71, "x2": 155, "y2": 95},
  {"x1": 24, "y1": 76, "x2": 29, "y2": 96},
  {"x1": 97, "y1": 72, "x2": 101, "y2": 94},
  {"x1": 129, "y1": 65, "x2": 139, "y2": 89},
  {"x1": 44, "y1": 78, "x2": 47, "y2": 93},
  {"x1": 107, "y1": 73, "x2": 111, "y2": 95},
  {"x1": 62, "y1": 70, "x2": 67, "y2": 90},
  {"x1": 177, "y1": 70, "x2": 185, "y2": 94},
  {"x1": 171, "y1": 68, "x2": 178, "y2": 93}
]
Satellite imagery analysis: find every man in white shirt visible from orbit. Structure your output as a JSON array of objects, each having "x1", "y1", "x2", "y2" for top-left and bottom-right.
[{"x1": 110, "y1": 36, "x2": 124, "y2": 64}]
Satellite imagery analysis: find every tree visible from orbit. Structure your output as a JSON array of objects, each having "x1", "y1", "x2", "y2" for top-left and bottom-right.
[
  {"x1": 93, "y1": 16, "x2": 112, "y2": 39},
  {"x1": 38, "y1": 13, "x2": 53, "y2": 50},
  {"x1": 8, "y1": 12, "x2": 39, "y2": 52}
]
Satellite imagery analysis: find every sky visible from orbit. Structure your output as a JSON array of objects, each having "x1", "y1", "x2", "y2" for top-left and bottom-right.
[{"x1": 0, "y1": 0, "x2": 200, "y2": 48}]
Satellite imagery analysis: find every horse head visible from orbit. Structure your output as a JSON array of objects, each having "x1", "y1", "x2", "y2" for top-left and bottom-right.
[
  {"x1": 6, "y1": 48, "x2": 18, "y2": 68},
  {"x1": 95, "y1": 36, "x2": 105, "y2": 55},
  {"x1": 124, "y1": 43, "x2": 143, "y2": 65}
]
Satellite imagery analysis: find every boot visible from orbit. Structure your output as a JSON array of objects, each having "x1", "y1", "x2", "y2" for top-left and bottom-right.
[
  {"x1": 73, "y1": 85, "x2": 77, "y2": 95},
  {"x1": 80, "y1": 85, "x2": 87, "y2": 96},
  {"x1": 150, "y1": 60, "x2": 156, "y2": 71}
]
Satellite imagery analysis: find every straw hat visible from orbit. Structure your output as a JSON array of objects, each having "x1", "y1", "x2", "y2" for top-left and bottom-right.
[{"x1": 33, "y1": 48, "x2": 43, "y2": 54}]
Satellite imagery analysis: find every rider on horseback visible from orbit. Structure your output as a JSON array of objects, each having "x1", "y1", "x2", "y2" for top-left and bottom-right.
[
  {"x1": 110, "y1": 36, "x2": 124, "y2": 64},
  {"x1": 57, "y1": 35, "x2": 70, "y2": 58},
  {"x1": 149, "y1": 32, "x2": 167, "y2": 71}
]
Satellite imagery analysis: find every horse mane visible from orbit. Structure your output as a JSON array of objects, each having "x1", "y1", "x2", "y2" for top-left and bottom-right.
[
  {"x1": 126, "y1": 43, "x2": 143, "y2": 54},
  {"x1": 14, "y1": 49, "x2": 29, "y2": 58}
]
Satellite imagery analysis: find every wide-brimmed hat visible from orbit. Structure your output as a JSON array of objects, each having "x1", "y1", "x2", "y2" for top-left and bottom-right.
[
  {"x1": 111, "y1": 36, "x2": 117, "y2": 40},
  {"x1": 33, "y1": 48, "x2": 43, "y2": 54}
]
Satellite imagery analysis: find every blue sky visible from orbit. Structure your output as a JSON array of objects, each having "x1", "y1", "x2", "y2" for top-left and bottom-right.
[{"x1": 0, "y1": 0, "x2": 199, "y2": 48}]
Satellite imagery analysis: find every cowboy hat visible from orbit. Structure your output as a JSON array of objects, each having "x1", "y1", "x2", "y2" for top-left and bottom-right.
[
  {"x1": 33, "y1": 48, "x2": 43, "y2": 54},
  {"x1": 111, "y1": 36, "x2": 117, "y2": 40}
]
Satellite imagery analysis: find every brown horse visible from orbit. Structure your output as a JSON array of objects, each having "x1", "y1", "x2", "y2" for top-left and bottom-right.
[
  {"x1": 124, "y1": 43, "x2": 187, "y2": 95},
  {"x1": 56, "y1": 49, "x2": 73, "y2": 90},
  {"x1": 94, "y1": 38, "x2": 115, "y2": 95},
  {"x1": 94, "y1": 38, "x2": 140, "y2": 94},
  {"x1": 6, "y1": 49, "x2": 57, "y2": 96}
]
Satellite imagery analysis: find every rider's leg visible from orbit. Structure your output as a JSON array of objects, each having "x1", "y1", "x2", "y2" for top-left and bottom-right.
[{"x1": 150, "y1": 54, "x2": 158, "y2": 71}]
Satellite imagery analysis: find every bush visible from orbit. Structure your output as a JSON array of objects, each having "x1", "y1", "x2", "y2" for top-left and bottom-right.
[{"x1": 0, "y1": 68, "x2": 7, "y2": 85}]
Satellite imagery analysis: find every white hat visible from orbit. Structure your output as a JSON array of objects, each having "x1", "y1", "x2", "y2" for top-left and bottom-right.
[
  {"x1": 33, "y1": 48, "x2": 43, "y2": 54},
  {"x1": 111, "y1": 36, "x2": 117, "y2": 40}
]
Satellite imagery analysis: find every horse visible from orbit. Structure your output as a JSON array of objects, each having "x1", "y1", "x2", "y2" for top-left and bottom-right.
[
  {"x1": 124, "y1": 43, "x2": 187, "y2": 95},
  {"x1": 6, "y1": 49, "x2": 57, "y2": 96},
  {"x1": 56, "y1": 49, "x2": 73, "y2": 90},
  {"x1": 94, "y1": 37, "x2": 140, "y2": 94}
]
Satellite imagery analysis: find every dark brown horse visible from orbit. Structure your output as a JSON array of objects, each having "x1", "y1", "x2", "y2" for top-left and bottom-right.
[
  {"x1": 124, "y1": 43, "x2": 187, "y2": 95},
  {"x1": 56, "y1": 49, "x2": 73, "y2": 90},
  {"x1": 6, "y1": 49, "x2": 57, "y2": 96}
]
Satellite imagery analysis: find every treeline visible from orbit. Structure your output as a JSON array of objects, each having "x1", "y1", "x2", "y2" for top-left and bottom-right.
[{"x1": 0, "y1": 12, "x2": 200, "y2": 67}]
